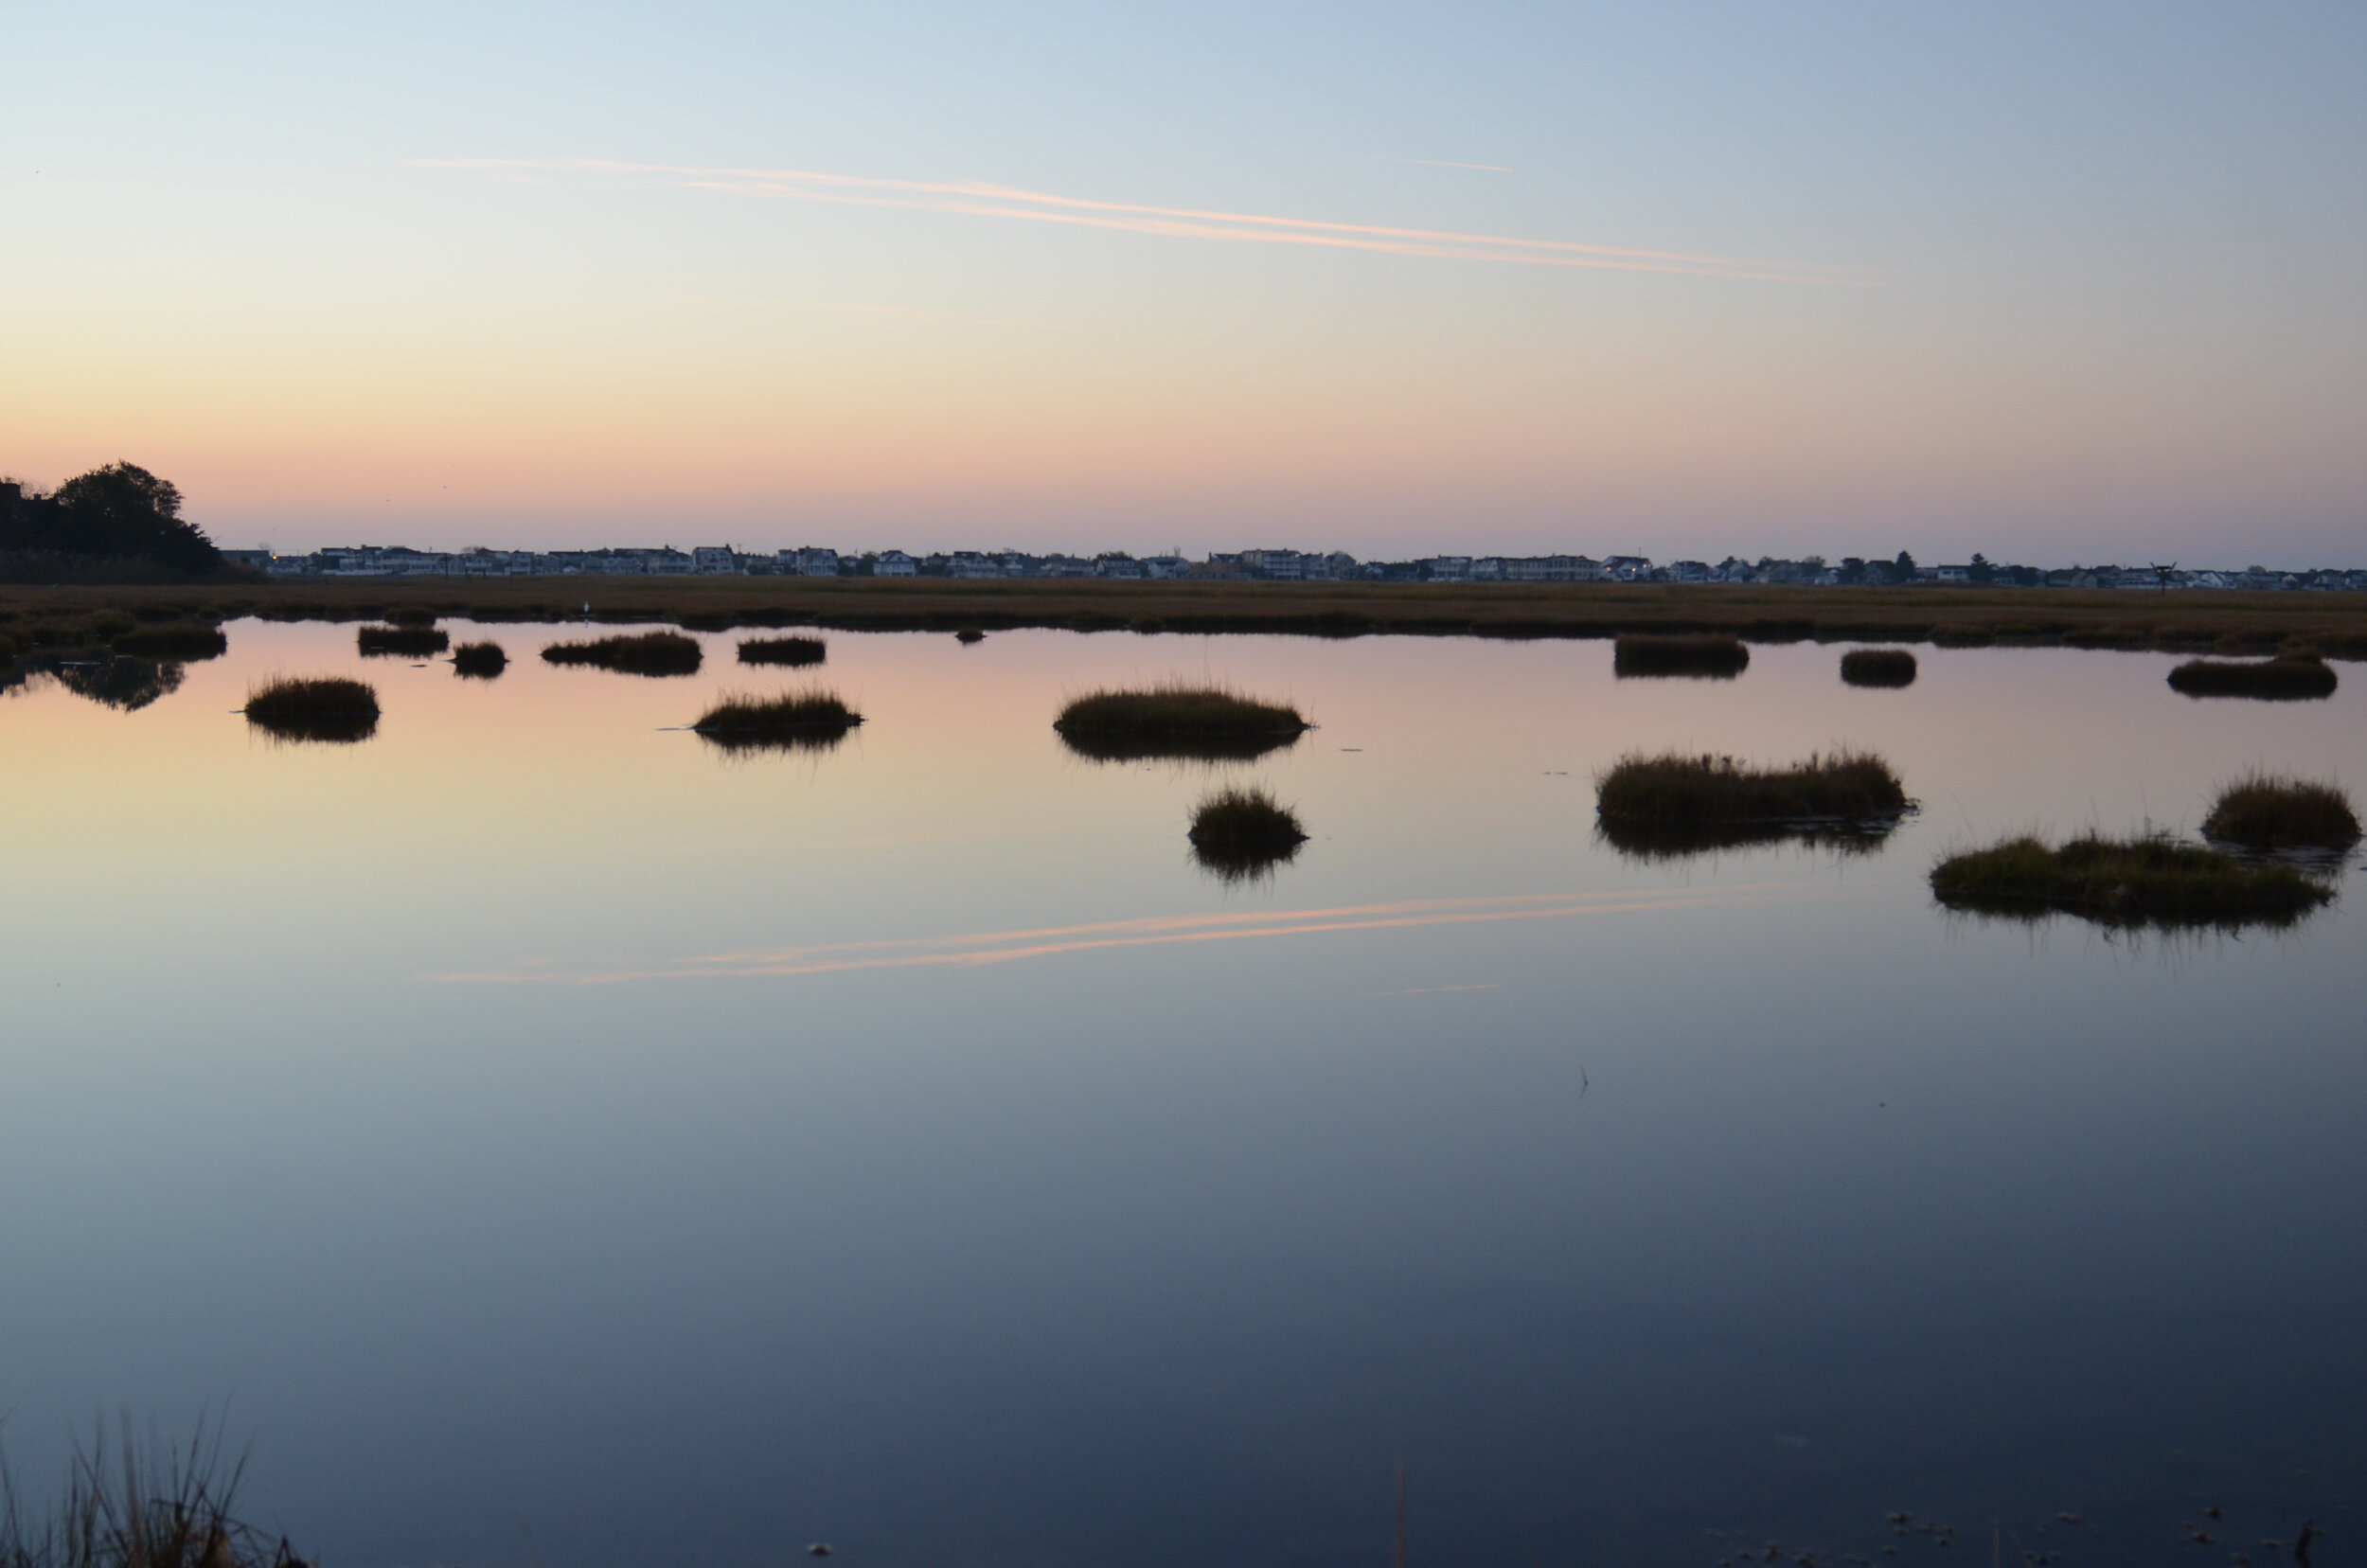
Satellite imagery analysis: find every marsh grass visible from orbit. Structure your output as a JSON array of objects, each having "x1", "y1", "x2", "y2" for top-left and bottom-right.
[
  {"x1": 1930, "y1": 831, "x2": 2332, "y2": 928},
  {"x1": 451, "y1": 641, "x2": 507, "y2": 678},
  {"x1": 0, "y1": 1417, "x2": 311, "y2": 1568},
  {"x1": 243, "y1": 676, "x2": 379, "y2": 742},
  {"x1": 1612, "y1": 634, "x2": 1750, "y2": 678},
  {"x1": 737, "y1": 634, "x2": 827, "y2": 667},
  {"x1": 2200, "y1": 772, "x2": 2361, "y2": 853},
  {"x1": 1596, "y1": 750, "x2": 1911, "y2": 826},
  {"x1": 1841, "y1": 647, "x2": 1918, "y2": 687},
  {"x1": 541, "y1": 631, "x2": 703, "y2": 675},
  {"x1": 110, "y1": 625, "x2": 226, "y2": 660},
  {"x1": 692, "y1": 689, "x2": 863, "y2": 753},
  {"x1": 2166, "y1": 655, "x2": 2338, "y2": 700},
  {"x1": 955, "y1": 628, "x2": 986, "y2": 644},
  {"x1": 1055, "y1": 682, "x2": 1309, "y2": 762},
  {"x1": 1187, "y1": 784, "x2": 1308, "y2": 882},
  {"x1": 356, "y1": 624, "x2": 450, "y2": 658}
]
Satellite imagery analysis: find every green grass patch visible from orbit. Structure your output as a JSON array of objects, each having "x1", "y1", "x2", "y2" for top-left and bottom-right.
[
  {"x1": 541, "y1": 630, "x2": 703, "y2": 675},
  {"x1": 692, "y1": 689, "x2": 863, "y2": 752},
  {"x1": 1841, "y1": 647, "x2": 1917, "y2": 686},
  {"x1": 243, "y1": 675, "x2": 379, "y2": 742},
  {"x1": 1612, "y1": 633, "x2": 1750, "y2": 678},
  {"x1": 1187, "y1": 784, "x2": 1308, "y2": 881},
  {"x1": 2166, "y1": 655, "x2": 2337, "y2": 700},
  {"x1": 1931, "y1": 831, "x2": 2333, "y2": 928},
  {"x1": 737, "y1": 633, "x2": 827, "y2": 667},
  {"x1": 2200, "y1": 772, "x2": 2361, "y2": 852},
  {"x1": 452, "y1": 640, "x2": 508, "y2": 678},
  {"x1": 1054, "y1": 682, "x2": 1309, "y2": 761},
  {"x1": 357, "y1": 623, "x2": 451, "y2": 657}
]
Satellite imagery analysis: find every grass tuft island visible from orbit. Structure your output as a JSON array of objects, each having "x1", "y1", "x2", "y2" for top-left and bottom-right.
[
  {"x1": 1841, "y1": 647, "x2": 1918, "y2": 687},
  {"x1": 1187, "y1": 785, "x2": 1308, "y2": 880},
  {"x1": 2166, "y1": 654, "x2": 2338, "y2": 700},
  {"x1": 357, "y1": 622, "x2": 450, "y2": 657},
  {"x1": 1054, "y1": 682, "x2": 1310, "y2": 761},
  {"x1": 542, "y1": 630, "x2": 703, "y2": 675},
  {"x1": 452, "y1": 640, "x2": 507, "y2": 678},
  {"x1": 1612, "y1": 633, "x2": 1750, "y2": 678},
  {"x1": 1930, "y1": 831, "x2": 2332, "y2": 927},
  {"x1": 737, "y1": 633, "x2": 827, "y2": 667},
  {"x1": 2199, "y1": 773, "x2": 2361, "y2": 853},
  {"x1": 243, "y1": 675, "x2": 380, "y2": 742},
  {"x1": 691, "y1": 690, "x2": 863, "y2": 752}
]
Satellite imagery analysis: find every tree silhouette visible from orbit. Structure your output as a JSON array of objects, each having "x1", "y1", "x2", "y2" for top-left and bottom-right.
[{"x1": 3, "y1": 462, "x2": 222, "y2": 572}]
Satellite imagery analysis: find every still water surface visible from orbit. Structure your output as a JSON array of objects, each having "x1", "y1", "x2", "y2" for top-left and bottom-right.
[{"x1": 2, "y1": 623, "x2": 2362, "y2": 1567}]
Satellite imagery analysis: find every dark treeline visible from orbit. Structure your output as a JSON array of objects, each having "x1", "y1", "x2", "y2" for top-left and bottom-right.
[{"x1": 0, "y1": 463, "x2": 229, "y2": 579}]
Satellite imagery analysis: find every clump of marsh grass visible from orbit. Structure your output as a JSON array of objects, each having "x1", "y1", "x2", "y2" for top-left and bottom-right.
[
  {"x1": 1840, "y1": 647, "x2": 1917, "y2": 687},
  {"x1": 1612, "y1": 634, "x2": 1750, "y2": 678},
  {"x1": 0, "y1": 1417, "x2": 312, "y2": 1568},
  {"x1": 954, "y1": 628, "x2": 986, "y2": 645},
  {"x1": 356, "y1": 623, "x2": 449, "y2": 658},
  {"x1": 451, "y1": 640, "x2": 507, "y2": 678},
  {"x1": 1187, "y1": 784, "x2": 1308, "y2": 882},
  {"x1": 2167, "y1": 655, "x2": 2337, "y2": 700},
  {"x1": 242, "y1": 675, "x2": 379, "y2": 742},
  {"x1": 691, "y1": 689, "x2": 863, "y2": 753},
  {"x1": 737, "y1": 634, "x2": 826, "y2": 667},
  {"x1": 1930, "y1": 831, "x2": 2333, "y2": 928},
  {"x1": 110, "y1": 624, "x2": 227, "y2": 661},
  {"x1": 541, "y1": 630, "x2": 703, "y2": 675},
  {"x1": 2200, "y1": 772, "x2": 2361, "y2": 853},
  {"x1": 1055, "y1": 682, "x2": 1309, "y2": 762},
  {"x1": 1595, "y1": 750, "x2": 1911, "y2": 828}
]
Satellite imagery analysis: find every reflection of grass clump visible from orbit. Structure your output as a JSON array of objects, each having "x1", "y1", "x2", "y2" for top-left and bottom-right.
[
  {"x1": 2166, "y1": 655, "x2": 2337, "y2": 700},
  {"x1": 1841, "y1": 647, "x2": 1917, "y2": 687},
  {"x1": 1055, "y1": 683, "x2": 1309, "y2": 762},
  {"x1": 1596, "y1": 750, "x2": 1910, "y2": 826},
  {"x1": 1187, "y1": 785, "x2": 1308, "y2": 882},
  {"x1": 541, "y1": 631, "x2": 703, "y2": 675},
  {"x1": 691, "y1": 689, "x2": 863, "y2": 752},
  {"x1": 244, "y1": 675, "x2": 380, "y2": 742},
  {"x1": 112, "y1": 624, "x2": 228, "y2": 660},
  {"x1": 1612, "y1": 634, "x2": 1750, "y2": 678},
  {"x1": 2200, "y1": 772, "x2": 2361, "y2": 852},
  {"x1": 1931, "y1": 832, "x2": 2332, "y2": 928},
  {"x1": 357, "y1": 623, "x2": 451, "y2": 657},
  {"x1": 452, "y1": 640, "x2": 508, "y2": 678},
  {"x1": 737, "y1": 634, "x2": 827, "y2": 667}
]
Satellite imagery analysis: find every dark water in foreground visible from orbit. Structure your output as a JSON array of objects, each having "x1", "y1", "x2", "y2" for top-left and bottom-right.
[{"x1": 2, "y1": 624, "x2": 2361, "y2": 1567}]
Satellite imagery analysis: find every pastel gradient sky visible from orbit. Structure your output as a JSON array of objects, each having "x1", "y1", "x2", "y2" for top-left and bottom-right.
[{"x1": 5, "y1": 3, "x2": 2363, "y2": 562}]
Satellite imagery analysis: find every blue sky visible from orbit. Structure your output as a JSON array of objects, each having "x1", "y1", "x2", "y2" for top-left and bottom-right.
[{"x1": 4, "y1": 3, "x2": 2362, "y2": 562}]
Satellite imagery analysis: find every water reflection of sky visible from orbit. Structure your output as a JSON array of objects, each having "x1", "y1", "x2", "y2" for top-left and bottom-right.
[{"x1": 1, "y1": 623, "x2": 2360, "y2": 1567}]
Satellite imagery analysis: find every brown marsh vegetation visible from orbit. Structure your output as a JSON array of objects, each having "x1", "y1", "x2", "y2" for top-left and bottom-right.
[
  {"x1": 1612, "y1": 633, "x2": 1749, "y2": 678},
  {"x1": 242, "y1": 676, "x2": 379, "y2": 742},
  {"x1": 1596, "y1": 750, "x2": 1910, "y2": 826},
  {"x1": 2166, "y1": 655, "x2": 2338, "y2": 700},
  {"x1": 691, "y1": 690, "x2": 863, "y2": 753},
  {"x1": 1055, "y1": 682, "x2": 1310, "y2": 762},
  {"x1": 356, "y1": 623, "x2": 450, "y2": 657},
  {"x1": 1930, "y1": 831, "x2": 2333, "y2": 928},
  {"x1": 451, "y1": 640, "x2": 507, "y2": 678},
  {"x1": 1841, "y1": 647, "x2": 1918, "y2": 686},
  {"x1": 1187, "y1": 785, "x2": 1308, "y2": 882},
  {"x1": 541, "y1": 631, "x2": 703, "y2": 675},
  {"x1": 0, "y1": 1419, "x2": 312, "y2": 1568},
  {"x1": 2199, "y1": 773, "x2": 2361, "y2": 853},
  {"x1": 737, "y1": 634, "x2": 827, "y2": 667}
]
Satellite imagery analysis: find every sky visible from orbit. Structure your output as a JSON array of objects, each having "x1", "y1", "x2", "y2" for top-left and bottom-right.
[{"x1": 4, "y1": 2, "x2": 2363, "y2": 564}]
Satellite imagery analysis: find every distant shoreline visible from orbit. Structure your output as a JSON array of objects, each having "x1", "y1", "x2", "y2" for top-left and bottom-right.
[{"x1": 4, "y1": 578, "x2": 2365, "y2": 655}]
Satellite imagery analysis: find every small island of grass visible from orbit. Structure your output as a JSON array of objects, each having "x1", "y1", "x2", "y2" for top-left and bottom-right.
[
  {"x1": 2166, "y1": 654, "x2": 2337, "y2": 700},
  {"x1": 2200, "y1": 772, "x2": 2361, "y2": 853},
  {"x1": 358, "y1": 623, "x2": 450, "y2": 657},
  {"x1": 1187, "y1": 784, "x2": 1308, "y2": 881},
  {"x1": 1930, "y1": 831, "x2": 2332, "y2": 928},
  {"x1": 738, "y1": 633, "x2": 827, "y2": 667},
  {"x1": 1595, "y1": 749, "x2": 1911, "y2": 828},
  {"x1": 1054, "y1": 682, "x2": 1310, "y2": 761},
  {"x1": 691, "y1": 689, "x2": 863, "y2": 752},
  {"x1": 452, "y1": 640, "x2": 507, "y2": 678},
  {"x1": 541, "y1": 630, "x2": 703, "y2": 675},
  {"x1": 1841, "y1": 647, "x2": 1917, "y2": 687},
  {"x1": 243, "y1": 675, "x2": 380, "y2": 742},
  {"x1": 1612, "y1": 634, "x2": 1750, "y2": 678}
]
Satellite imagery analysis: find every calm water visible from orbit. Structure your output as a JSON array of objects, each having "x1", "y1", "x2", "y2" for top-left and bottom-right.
[{"x1": 2, "y1": 623, "x2": 2362, "y2": 1568}]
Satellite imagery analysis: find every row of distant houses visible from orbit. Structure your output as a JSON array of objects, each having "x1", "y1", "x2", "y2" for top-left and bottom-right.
[{"x1": 215, "y1": 543, "x2": 2367, "y2": 593}]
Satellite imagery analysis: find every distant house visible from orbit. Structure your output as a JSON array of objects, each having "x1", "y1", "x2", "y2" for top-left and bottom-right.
[
  {"x1": 692, "y1": 545, "x2": 739, "y2": 574},
  {"x1": 875, "y1": 549, "x2": 918, "y2": 578}
]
